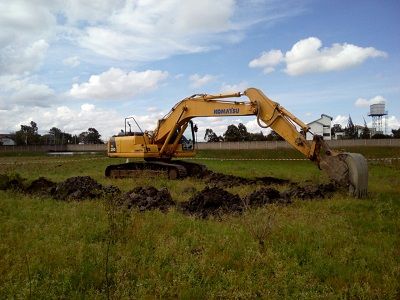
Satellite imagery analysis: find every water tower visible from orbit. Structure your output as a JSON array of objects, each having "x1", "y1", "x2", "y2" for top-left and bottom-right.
[{"x1": 368, "y1": 102, "x2": 388, "y2": 135}]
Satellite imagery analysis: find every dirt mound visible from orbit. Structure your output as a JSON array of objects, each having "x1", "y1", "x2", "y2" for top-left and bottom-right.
[
  {"x1": 283, "y1": 182, "x2": 337, "y2": 200},
  {"x1": 201, "y1": 170, "x2": 289, "y2": 188},
  {"x1": 181, "y1": 186, "x2": 243, "y2": 218},
  {"x1": 53, "y1": 176, "x2": 120, "y2": 201},
  {"x1": 0, "y1": 173, "x2": 25, "y2": 191},
  {"x1": 25, "y1": 177, "x2": 56, "y2": 195},
  {"x1": 246, "y1": 187, "x2": 292, "y2": 207},
  {"x1": 116, "y1": 186, "x2": 175, "y2": 212}
]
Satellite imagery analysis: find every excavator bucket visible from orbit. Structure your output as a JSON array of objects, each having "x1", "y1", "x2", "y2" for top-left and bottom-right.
[
  {"x1": 344, "y1": 152, "x2": 368, "y2": 198},
  {"x1": 319, "y1": 152, "x2": 368, "y2": 198}
]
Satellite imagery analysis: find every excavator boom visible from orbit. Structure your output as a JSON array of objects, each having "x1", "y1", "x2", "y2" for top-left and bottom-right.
[{"x1": 107, "y1": 87, "x2": 368, "y2": 197}]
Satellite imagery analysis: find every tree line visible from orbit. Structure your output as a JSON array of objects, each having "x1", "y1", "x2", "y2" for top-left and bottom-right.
[
  {"x1": 331, "y1": 115, "x2": 400, "y2": 139},
  {"x1": 204, "y1": 118, "x2": 400, "y2": 143},
  {"x1": 5, "y1": 121, "x2": 103, "y2": 146},
  {"x1": 204, "y1": 123, "x2": 284, "y2": 142}
]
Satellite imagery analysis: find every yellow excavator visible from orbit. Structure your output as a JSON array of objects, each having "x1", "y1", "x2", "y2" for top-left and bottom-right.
[{"x1": 106, "y1": 88, "x2": 368, "y2": 197}]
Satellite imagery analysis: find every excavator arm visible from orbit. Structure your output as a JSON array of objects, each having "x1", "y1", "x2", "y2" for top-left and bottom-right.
[{"x1": 108, "y1": 87, "x2": 368, "y2": 197}]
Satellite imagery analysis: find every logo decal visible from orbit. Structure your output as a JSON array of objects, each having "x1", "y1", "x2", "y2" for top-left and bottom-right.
[{"x1": 213, "y1": 108, "x2": 239, "y2": 115}]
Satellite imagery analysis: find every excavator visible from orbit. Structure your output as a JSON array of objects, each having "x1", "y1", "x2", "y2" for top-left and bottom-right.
[{"x1": 106, "y1": 88, "x2": 368, "y2": 198}]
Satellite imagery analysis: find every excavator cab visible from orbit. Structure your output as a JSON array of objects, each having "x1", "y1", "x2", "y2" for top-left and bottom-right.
[{"x1": 180, "y1": 121, "x2": 196, "y2": 151}]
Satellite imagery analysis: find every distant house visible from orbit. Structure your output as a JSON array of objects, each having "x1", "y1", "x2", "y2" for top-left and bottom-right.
[
  {"x1": 306, "y1": 114, "x2": 333, "y2": 140},
  {"x1": 0, "y1": 134, "x2": 16, "y2": 146},
  {"x1": 334, "y1": 132, "x2": 345, "y2": 140}
]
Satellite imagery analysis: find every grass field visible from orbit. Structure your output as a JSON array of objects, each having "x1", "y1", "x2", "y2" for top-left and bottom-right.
[{"x1": 0, "y1": 148, "x2": 399, "y2": 298}]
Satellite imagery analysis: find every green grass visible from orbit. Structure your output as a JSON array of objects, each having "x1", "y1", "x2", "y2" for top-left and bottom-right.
[{"x1": 0, "y1": 149, "x2": 399, "y2": 298}]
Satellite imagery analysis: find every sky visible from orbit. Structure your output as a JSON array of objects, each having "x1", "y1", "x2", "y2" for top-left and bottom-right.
[{"x1": 0, "y1": 0, "x2": 399, "y2": 141}]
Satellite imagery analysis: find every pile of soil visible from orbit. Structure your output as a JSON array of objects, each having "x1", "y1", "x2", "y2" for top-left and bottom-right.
[
  {"x1": 245, "y1": 187, "x2": 292, "y2": 207},
  {"x1": 25, "y1": 177, "x2": 56, "y2": 195},
  {"x1": 283, "y1": 182, "x2": 338, "y2": 200},
  {"x1": 116, "y1": 186, "x2": 175, "y2": 212},
  {"x1": 200, "y1": 170, "x2": 289, "y2": 188},
  {"x1": 0, "y1": 174, "x2": 25, "y2": 191},
  {"x1": 180, "y1": 186, "x2": 243, "y2": 218},
  {"x1": 53, "y1": 176, "x2": 120, "y2": 201}
]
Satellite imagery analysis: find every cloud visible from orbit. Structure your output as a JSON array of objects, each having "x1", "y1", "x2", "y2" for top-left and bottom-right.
[
  {"x1": 63, "y1": 56, "x2": 80, "y2": 68},
  {"x1": 0, "y1": 39, "x2": 49, "y2": 75},
  {"x1": 354, "y1": 95, "x2": 386, "y2": 108},
  {"x1": 249, "y1": 37, "x2": 387, "y2": 76},
  {"x1": 220, "y1": 81, "x2": 248, "y2": 93},
  {"x1": 189, "y1": 74, "x2": 217, "y2": 88},
  {"x1": 78, "y1": 0, "x2": 240, "y2": 61},
  {"x1": 332, "y1": 115, "x2": 348, "y2": 127},
  {"x1": 0, "y1": 1, "x2": 55, "y2": 46},
  {"x1": 248, "y1": 49, "x2": 283, "y2": 73},
  {"x1": 0, "y1": 102, "x2": 166, "y2": 139},
  {"x1": 70, "y1": 67, "x2": 168, "y2": 100},
  {"x1": 0, "y1": 75, "x2": 55, "y2": 109},
  {"x1": 387, "y1": 116, "x2": 400, "y2": 130},
  {"x1": 285, "y1": 37, "x2": 387, "y2": 75}
]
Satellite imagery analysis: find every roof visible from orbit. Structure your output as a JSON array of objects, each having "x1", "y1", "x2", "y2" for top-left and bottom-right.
[
  {"x1": 321, "y1": 114, "x2": 333, "y2": 120},
  {"x1": 0, "y1": 134, "x2": 15, "y2": 139},
  {"x1": 307, "y1": 114, "x2": 333, "y2": 126}
]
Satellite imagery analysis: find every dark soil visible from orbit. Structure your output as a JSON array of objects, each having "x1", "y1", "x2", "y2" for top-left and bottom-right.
[
  {"x1": 199, "y1": 170, "x2": 289, "y2": 188},
  {"x1": 282, "y1": 182, "x2": 338, "y2": 200},
  {"x1": 0, "y1": 170, "x2": 340, "y2": 217},
  {"x1": 0, "y1": 174, "x2": 25, "y2": 191},
  {"x1": 52, "y1": 176, "x2": 120, "y2": 201},
  {"x1": 180, "y1": 186, "x2": 243, "y2": 218},
  {"x1": 25, "y1": 177, "x2": 56, "y2": 195},
  {"x1": 116, "y1": 186, "x2": 175, "y2": 212},
  {"x1": 245, "y1": 187, "x2": 292, "y2": 207}
]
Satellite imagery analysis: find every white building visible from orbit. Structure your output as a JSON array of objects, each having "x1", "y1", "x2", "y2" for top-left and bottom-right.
[
  {"x1": 306, "y1": 114, "x2": 333, "y2": 140},
  {"x1": 0, "y1": 134, "x2": 16, "y2": 146}
]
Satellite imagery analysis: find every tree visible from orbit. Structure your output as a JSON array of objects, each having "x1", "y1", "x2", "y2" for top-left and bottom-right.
[
  {"x1": 71, "y1": 134, "x2": 79, "y2": 144},
  {"x1": 15, "y1": 121, "x2": 41, "y2": 145},
  {"x1": 223, "y1": 124, "x2": 241, "y2": 141},
  {"x1": 371, "y1": 133, "x2": 389, "y2": 139},
  {"x1": 48, "y1": 127, "x2": 62, "y2": 144},
  {"x1": 344, "y1": 115, "x2": 357, "y2": 139},
  {"x1": 248, "y1": 131, "x2": 267, "y2": 141},
  {"x1": 360, "y1": 118, "x2": 370, "y2": 139},
  {"x1": 237, "y1": 123, "x2": 250, "y2": 141},
  {"x1": 79, "y1": 127, "x2": 103, "y2": 144},
  {"x1": 392, "y1": 127, "x2": 400, "y2": 138},
  {"x1": 266, "y1": 130, "x2": 284, "y2": 141},
  {"x1": 331, "y1": 124, "x2": 343, "y2": 138},
  {"x1": 204, "y1": 128, "x2": 222, "y2": 142}
]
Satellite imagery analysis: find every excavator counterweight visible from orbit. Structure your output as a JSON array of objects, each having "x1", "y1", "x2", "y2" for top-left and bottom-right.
[{"x1": 106, "y1": 88, "x2": 368, "y2": 198}]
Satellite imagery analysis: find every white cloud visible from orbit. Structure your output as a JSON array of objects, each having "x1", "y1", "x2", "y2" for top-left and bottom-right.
[
  {"x1": 189, "y1": 74, "x2": 217, "y2": 88},
  {"x1": 63, "y1": 56, "x2": 80, "y2": 68},
  {"x1": 220, "y1": 81, "x2": 248, "y2": 93},
  {"x1": 0, "y1": 103, "x2": 128, "y2": 139},
  {"x1": 78, "y1": 0, "x2": 240, "y2": 61},
  {"x1": 387, "y1": 116, "x2": 400, "y2": 130},
  {"x1": 285, "y1": 37, "x2": 387, "y2": 75},
  {"x1": 332, "y1": 115, "x2": 348, "y2": 127},
  {"x1": 248, "y1": 49, "x2": 283, "y2": 73},
  {"x1": 0, "y1": 75, "x2": 55, "y2": 109},
  {"x1": 249, "y1": 37, "x2": 387, "y2": 76},
  {"x1": 354, "y1": 95, "x2": 386, "y2": 108},
  {"x1": 70, "y1": 67, "x2": 168, "y2": 100},
  {"x1": 0, "y1": 39, "x2": 49, "y2": 75},
  {"x1": 81, "y1": 103, "x2": 95, "y2": 112},
  {"x1": 0, "y1": 1, "x2": 55, "y2": 46}
]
